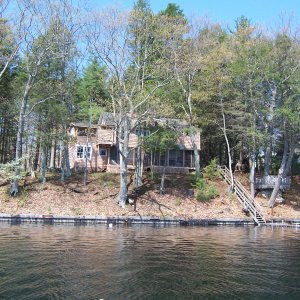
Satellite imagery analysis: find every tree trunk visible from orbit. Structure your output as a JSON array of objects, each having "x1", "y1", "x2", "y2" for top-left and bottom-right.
[
  {"x1": 239, "y1": 141, "x2": 244, "y2": 164},
  {"x1": 191, "y1": 128, "x2": 201, "y2": 177},
  {"x1": 23, "y1": 120, "x2": 30, "y2": 172},
  {"x1": 160, "y1": 152, "x2": 167, "y2": 194},
  {"x1": 264, "y1": 84, "x2": 276, "y2": 176},
  {"x1": 33, "y1": 139, "x2": 40, "y2": 171},
  {"x1": 49, "y1": 138, "x2": 56, "y2": 170},
  {"x1": 1, "y1": 117, "x2": 6, "y2": 163},
  {"x1": 60, "y1": 145, "x2": 65, "y2": 183},
  {"x1": 249, "y1": 151, "x2": 256, "y2": 198},
  {"x1": 64, "y1": 144, "x2": 71, "y2": 177},
  {"x1": 83, "y1": 149, "x2": 88, "y2": 186},
  {"x1": 118, "y1": 116, "x2": 130, "y2": 208},
  {"x1": 83, "y1": 138, "x2": 89, "y2": 186},
  {"x1": 118, "y1": 144, "x2": 128, "y2": 208},
  {"x1": 58, "y1": 141, "x2": 63, "y2": 168},
  {"x1": 150, "y1": 150, "x2": 154, "y2": 180},
  {"x1": 40, "y1": 146, "x2": 47, "y2": 183},
  {"x1": 264, "y1": 143, "x2": 272, "y2": 176},
  {"x1": 11, "y1": 76, "x2": 34, "y2": 196},
  {"x1": 60, "y1": 141, "x2": 71, "y2": 183},
  {"x1": 268, "y1": 137, "x2": 289, "y2": 208},
  {"x1": 134, "y1": 145, "x2": 144, "y2": 188},
  {"x1": 221, "y1": 97, "x2": 234, "y2": 190},
  {"x1": 284, "y1": 141, "x2": 296, "y2": 177}
]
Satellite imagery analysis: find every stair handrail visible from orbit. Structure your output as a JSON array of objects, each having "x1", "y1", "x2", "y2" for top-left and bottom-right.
[{"x1": 217, "y1": 165, "x2": 266, "y2": 224}]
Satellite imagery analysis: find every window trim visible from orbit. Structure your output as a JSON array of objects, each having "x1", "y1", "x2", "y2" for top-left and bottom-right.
[{"x1": 76, "y1": 145, "x2": 92, "y2": 160}]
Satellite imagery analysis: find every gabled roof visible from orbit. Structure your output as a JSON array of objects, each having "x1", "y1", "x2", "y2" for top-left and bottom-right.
[
  {"x1": 98, "y1": 112, "x2": 190, "y2": 129},
  {"x1": 70, "y1": 122, "x2": 98, "y2": 129},
  {"x1": 152, "y1": 117, "x2": 189, "y2": 128},
  {"x1": 98, "y1": 112, "x2": 116, "y2": 127}
]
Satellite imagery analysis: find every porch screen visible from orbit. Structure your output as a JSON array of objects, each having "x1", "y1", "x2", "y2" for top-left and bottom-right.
[
  {"x1": 184, "y1": 150, "x2": 194, "y2": 168},
  {"x1": 127, "y1": 150, "x2": 135, "y2": 165},
  {"x1": 152, "y1": 152, "x2": 166, "y2": 166},
  {"x1": 169, "y1": 150, "x2": 183, "y2": 167}
]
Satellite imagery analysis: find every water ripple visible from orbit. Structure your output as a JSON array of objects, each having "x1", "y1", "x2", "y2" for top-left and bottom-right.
[{"x1": 0, "y1": 224, "x2": 299, "y2": 299}]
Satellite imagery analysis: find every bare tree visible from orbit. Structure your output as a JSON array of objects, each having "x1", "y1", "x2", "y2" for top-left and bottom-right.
[
  {"x1": 87, "y1": 7, "x2": 178, "y2": 207},
  {"x1": 11, "y1": 0, "x2": 82, "y2": 194},
  {"x1": 170, "y1": 18, "x2": 223, "y2": 177},
  {"x1": 0, "y1": 0, "x2": 28, "y2": 80}
]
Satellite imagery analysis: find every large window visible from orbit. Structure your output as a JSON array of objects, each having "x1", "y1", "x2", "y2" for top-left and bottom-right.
[
  {"x1": 184, "y1": 150, "x2": 195, "y2": 168},
  {"x1": 152, "y1": 152, "x2": 166, "y2": 166},
  {"x1": 76, "y1": 145, "x2": 92, "y2": 160},
  {"x1": 135, "y1": 128, "x2": 150, "y2": 137},
  {"x1": 169, "y1": 150, "x2": 183, "y2": 167}
]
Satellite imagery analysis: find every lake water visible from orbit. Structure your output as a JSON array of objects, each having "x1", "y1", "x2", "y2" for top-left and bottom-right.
[{"x1": 0, "y1": 224, "x2": 299, "y2": 300}]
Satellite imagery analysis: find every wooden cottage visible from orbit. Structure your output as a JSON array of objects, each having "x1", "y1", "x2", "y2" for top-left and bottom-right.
[{"x1": 69, "y1": 112, "x2": 201, "y2": 174}]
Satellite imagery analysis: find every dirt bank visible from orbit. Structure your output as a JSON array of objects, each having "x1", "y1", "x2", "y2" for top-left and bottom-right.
[{"x1": 0, "y1": 172, "x2": 299, "y2": 220}]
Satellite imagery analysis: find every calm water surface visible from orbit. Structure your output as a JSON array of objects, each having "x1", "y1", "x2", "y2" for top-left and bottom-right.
[{"x1": 0, "y1": 224, "x2": 299, "y2": 300}]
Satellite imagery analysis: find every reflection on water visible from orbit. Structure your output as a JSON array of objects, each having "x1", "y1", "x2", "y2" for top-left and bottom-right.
[{"x1": 0, "y1": 224, "x2": 300, "y2": 300}]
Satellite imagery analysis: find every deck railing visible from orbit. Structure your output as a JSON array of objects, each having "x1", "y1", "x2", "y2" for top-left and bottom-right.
[{"x1": 254, "y1": 175, "x2": 291, "y2": 190}]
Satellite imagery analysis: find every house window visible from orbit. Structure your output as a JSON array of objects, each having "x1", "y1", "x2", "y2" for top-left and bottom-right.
[
  {"x1": 99, "y1": 148, "x2": 107, "y2": 156},
  {"x1": 143, "y1": 130, "x2": 150, "y2": 137},
  {"x1": 78, "y1": 129, "x2": 87, "y2": 136},
  {"x1": 135, "y1": 128, "x2": 150, "y2": 137},
  {"x1": 85, "y1": 146, "x2": 92, "y2": 159},
  {"x1": 76, "y1": 145, "x2": 92, "y2": 160},
  {"x1": 76, "y1": 146, "x2": 84, "y2": 158}
]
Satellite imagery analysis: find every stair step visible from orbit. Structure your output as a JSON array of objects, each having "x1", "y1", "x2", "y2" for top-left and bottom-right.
[{"x1": 218, "y1": 165, "x2": 266, "y2": 224}]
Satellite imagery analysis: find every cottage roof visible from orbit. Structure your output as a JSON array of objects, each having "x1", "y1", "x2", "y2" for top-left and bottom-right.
[
  {"x1": 152, "y1": 117, "x2": 189, "y2": 128},
  {"x1": 98, "y1": 112, "x2": 117, "y2": 127},
  {"x1": 70, "y1": 122, "x2": 98, "y2": 129},
  {"x1": 98, "y1": 112, "x2": 190, "y2": 129}
]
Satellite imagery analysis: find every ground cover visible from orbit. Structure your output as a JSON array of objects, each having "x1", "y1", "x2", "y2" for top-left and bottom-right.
[{"x1": 0, "y1": 172, "x2": 299, "y2": 220}]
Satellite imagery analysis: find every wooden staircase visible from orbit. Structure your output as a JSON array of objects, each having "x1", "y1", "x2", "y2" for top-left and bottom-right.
[{"x1": 218, "y1": 165, "x2": 266, "y2": 226}]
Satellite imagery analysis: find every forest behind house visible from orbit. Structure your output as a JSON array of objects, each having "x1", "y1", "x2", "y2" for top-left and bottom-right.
[{"x1": 0, "y1": 0, "x2": 300, "y2": 215}]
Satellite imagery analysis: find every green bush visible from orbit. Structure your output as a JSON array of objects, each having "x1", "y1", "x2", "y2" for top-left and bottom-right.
[
  {"x1": 193, "y1": 178, "x2": 219, "y2": 202},
  {"x1": 270, "y1": 157, "x2": 281, "y2": 175},
  {"x1": 203, "y1": 158, "x2": 220, "y2": 180}
]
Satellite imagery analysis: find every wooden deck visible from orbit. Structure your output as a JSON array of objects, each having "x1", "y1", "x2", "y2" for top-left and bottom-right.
[{"x1": 254, "y1": 175, "x2": 291, "y2": 190}]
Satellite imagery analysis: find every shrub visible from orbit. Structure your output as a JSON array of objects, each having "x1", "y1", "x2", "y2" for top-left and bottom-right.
[
  {"x1": 203, "y1": 158, "x2": 220, "y2": 180},
  {"x1": 193, "y1": 178, "x2": 219, "y2": 202}
]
